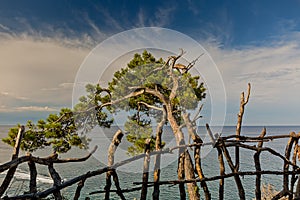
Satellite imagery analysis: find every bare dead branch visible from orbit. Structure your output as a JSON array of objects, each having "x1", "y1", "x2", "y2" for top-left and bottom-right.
[
  {"x1": 192, "y1": 104, "x2": 204, "y2": 123},
  {"x1": 254, "y1": 127, "x2": 267, "y2": 200},
  {"x1": 235, "y1": 83, "x2": 251, "y2": 171},
  {"x1": 138, "y1": 101, "x2": 163, "y2": 111}
]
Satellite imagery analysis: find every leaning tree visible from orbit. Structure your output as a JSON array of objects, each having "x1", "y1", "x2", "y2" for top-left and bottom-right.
[{"x1": 82, "y1": 49, "x2": 207, "y2": 199}]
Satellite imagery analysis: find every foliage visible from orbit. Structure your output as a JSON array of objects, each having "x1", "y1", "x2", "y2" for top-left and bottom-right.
[
  {"x1": 2, "y1": 50, "x2": 205, "y2": 156},
  {"x1": 2, "y1": 109, "x2": 87, "y2": 153},
  {"x1": 124, "y1": 119, "x2": 156, "y2": 156},
  {"x1": 107, "y1": 50, "x2": 206, "y2": 154}
]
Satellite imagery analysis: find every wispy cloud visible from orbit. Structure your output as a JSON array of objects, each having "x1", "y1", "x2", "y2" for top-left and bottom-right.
[
  {"x1": 41, "y1": 82, "x2": 74, "y2": 91},
  {"x1": 206, "y1": 35, "x2": 300, "y2": 110},
  {"x1": 136, "y1": 3, "x2": 177, "y2": 28},
  {"x1": 0, "y1": 105, "x2": 58, "y2": 112},
  {"x1": 150, "y1": 4, "x2": 177, "y2": 27},
  {"x1": 0, "y1": 23, "x2": 12, "y2": 33},
  {"x1": 15, "y1": 106, "x2": 58, "y2": 112},
  {"x1": 0, "y1": 30, "x2": 90, "y2": 117}
]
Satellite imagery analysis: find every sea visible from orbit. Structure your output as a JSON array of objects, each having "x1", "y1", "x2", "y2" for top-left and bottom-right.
[{"x1": 1, "y1": 125, "x2": 300, "y2": 200}]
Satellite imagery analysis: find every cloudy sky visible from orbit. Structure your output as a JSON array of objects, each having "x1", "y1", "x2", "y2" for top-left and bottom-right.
[{"x1": 0, "y1": 0, "x2": 300, "y2": 125}]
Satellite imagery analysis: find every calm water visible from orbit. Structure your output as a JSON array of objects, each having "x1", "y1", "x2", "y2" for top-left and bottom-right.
[{"x1": 1, "y1": 125, "x2": 300, "y2": 199}]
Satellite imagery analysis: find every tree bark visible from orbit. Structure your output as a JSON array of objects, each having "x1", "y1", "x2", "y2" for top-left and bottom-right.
[
  {"x1": 74, "y1": 178, "x2": 86, "y2": 200},
  {"x1": 219, "y1": 139, "x2": 245, "y2": 200},
  {"x1": 48, "y1": 162, "x2": 62, "y2": 200},
  {"x1": 141, "y1": 138, "x2": 151, "y2": 200},
  {"x1": 272, "y1": 132, "x2": 296, "y2": 200},
  {"x1": 153, "y1": 105, "x2": 166, "y2": 200},
  {"x1": 27, "y1": 153, "x2": 37, "y2": 193},
  {"x1": 184, "y1": 150, "x2": 200, "y2": 200},
  {"x1": 235, "y1": 83, "x2": 251, "y2": 171},
  {"x1": 183, "y1": 113, "x2": 210, "y2": 200},
  {"x1": 253, "y1": 127, "x2": 266, "y2": 200},
  {"x1": 105, "y1": 130, "x2": 126, "y2": 200}
]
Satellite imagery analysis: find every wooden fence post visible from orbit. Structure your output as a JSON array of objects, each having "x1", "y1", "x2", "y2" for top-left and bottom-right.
[
  {"x1": 0, "y1": 126, "x2": 25, "y2": 197},
  {"x1": 105, "y1": 130, "x2": 126, "y2": 200},
  {"x1": 254, "y1": 127, "x2": 266, "y2": 200},
  {"x1": 140, "y1": 138, "x2": 151, "y2": 200}
]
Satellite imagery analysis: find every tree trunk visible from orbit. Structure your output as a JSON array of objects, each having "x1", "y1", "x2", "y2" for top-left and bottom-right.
[
  {"x1": 27, "y1": 153, "x2": 37, "y2": 193},
  {"x1": 254, "y1": 128, "x2": 266, "y2": 200},
  {"x1": 166, "y1": 103, "x2": 199, "y2": 200},
  {"x1": 48, "y1": 162, "x2": 62, "y2": 200},
  {"x1": 141, "y1": 139, "x2": 151, "y2": 200},
  {"x1": 183, "y1": 113, "x2": 210, "y2": 199},
  {"x1": 184, "y1": 150, "x2": 200, "y2": 200},
  {"x1": 74, "y1": 178, "x2": 86, "y2": 200},
  {"x1": 153, "y1": 106, "x2": 166, "y2": 200},
  {"x1": 105, "y1": 130, "x2": 126, "y2": 200}
]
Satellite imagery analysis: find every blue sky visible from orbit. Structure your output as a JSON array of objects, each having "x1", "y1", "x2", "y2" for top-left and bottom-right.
[{"x1": 0, "y1": 0, "x2": 300, "y2": 125}]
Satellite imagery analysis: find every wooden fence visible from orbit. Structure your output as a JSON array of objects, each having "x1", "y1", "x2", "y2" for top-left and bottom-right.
[{"x1": 0, "y1": 125, "x2": 300, "y2": 200}]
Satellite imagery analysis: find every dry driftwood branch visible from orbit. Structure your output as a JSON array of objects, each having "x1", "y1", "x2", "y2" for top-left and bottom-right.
[
  {"x1": 90, "y1": 185, "x2": 145, "y2": 195},
  {"x1": 177, "y1": 148, "x2": 186, "y2": 200},
  {"x1": 48, "y1": 163, "x2": 63, "y2": 199},
  {"x1": 153, "y1": 105, "x2": 167, "y2": 200},
  {"x1": 254, "y1": 127, "x2": 266, "y2": 200},
  {"x1": 133, "y1": 170, "x2": 300, "y2": 187},
  {"x1": 4, "y1": 148, "x2": 174, "y2": 199},
  {"x1": 235, "y1": 83, "x2": 251, "y2": 171},
  {"x1": 272, "y1": 132, "x2": 298, "y2": 200},
  {"x1": 141, "y1": 138, "x2": 151, "y2": 200},
  {"x1": 218, "y1": 139, "x2": 245, "y2": 199},
  {"x1": 183, "y1": 113, "x2": 210, "y2": 200},
  {"x1": 290, "y1": 134, "x2": 300, "y2": 200},
  {"x1": 0, "y1": 146, "x2": 98, "y2": 174},
  {"x1": 184, "y1": 150, "x2": 200, "y2": 200},
  {"x1": 217, "y1": 146, "x2": 225, "y2": 200},
  {"x1": 27, "y1": 153, "x2": 38, "y2": 193},
  {"x1": 295, "y1": 135, "x2": 300, "y2": 199},
  {"x1": 4, "y1": 130, "x2": 300, "y2": 200},
  {"x1": 222, "y1": 134, "x2": 292, "y2": 140},
  {"x1": 105, "y1": 130, "x2": 125, "y2": 200},
  {"x1": 73, "y1": 177, "x2": 86, "y2": 200},
  {"x1": 206, "y1": 124, "x2": 224, "y2": 200},
  {"x1": 226, "y1": 143, "x2": 299, "y2": 169},
  {"x1": 0, "y1": 126, "x2": 24, "y2": 197}
]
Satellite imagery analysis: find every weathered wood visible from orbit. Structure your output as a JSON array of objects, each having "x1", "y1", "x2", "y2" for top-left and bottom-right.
[
  {"x1": 74, "y1": 178, "x2": 86, "y2": 200},
  {"x1": 105, "y1": 130, "x2": 125, "y2": 200},
  {"x1": 272, "y1": 132, "x2": 296, "y2": 200},
  {"x1": 295, "y1": 136, "x2": 300, "y2": 199},
  {"x1": 177, "y1": 140, "x2": 186, "y2": 200},
  {"x1": 217, "y1": 148, "x2": 225, "y2": 200},
  {"x1": 153, "y1": 105, "x2": 166, "y2": 200},
  {"x1": 290, "y1": 133, "x2": 300, "y2": 200},
  {"x1": 225, "y1": 143, "x2": 299, "y2": 168},
  {"x1": 235, "y1": 83, "x2": 251, "y2": 171},
  {"x1": 112, "y1": 172, "x2": 125, "y2": 200},
  {"x1": 27, "y1": 153, "x2": 38, "y2": 193},
  {"x1": 141, "y1": 138, "x2": 151, "y2": 200},
  {"x1": 182, "y1": 115, "x2": 209, "y2": 200},
  {"x1": 206, "y1": 124, "x2": 224, "y2": 200},
  {"x1": 48, "y1": 162, "x2": 62, "y2": 200},
  {"x1": 184, "y1": 150, "x2": 200, "y2": 200},
  {"x1": 219, "y1": 139, "x2": 245, "y2": 200},
  {"x1": 0, "y1": 126, "x2": 25, "y2": 197},
  {"x1": 253, "y1": 127, "x2": 266, "y2": 200},
  {"x1": 0, "y1": 146, "x2": 98, "y2": 174},
  {"x1": 133, "y1": 170, "x2": 300, "y2": 187}
]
